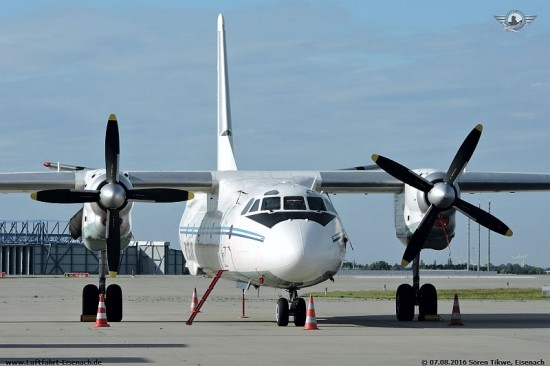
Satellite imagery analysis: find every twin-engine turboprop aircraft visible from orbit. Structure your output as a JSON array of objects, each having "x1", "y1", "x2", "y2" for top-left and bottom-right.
[{"x1": 2, "y1": 14, "x2": 550, "y2": 325}]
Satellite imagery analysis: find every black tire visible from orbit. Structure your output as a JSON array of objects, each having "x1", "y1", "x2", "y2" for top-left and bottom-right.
[
  {"x1": 396, "y1": 283, "x2": 415, "y2": 321},
  {"x1": 82, "y1": 284, "x2": 99, "y2": 320},
  {"x1": 106, "y1": 284, "x2": 123, "y2": 322},
  {"x1": 418, "y1": 283, "x2": 438, "y2": 320},
  {"x1": 293, "y1": 298, "x2": 307, "y2": 327},
  {"x1": 276, "y1": 298, "x2": 289, "y2": 326}
]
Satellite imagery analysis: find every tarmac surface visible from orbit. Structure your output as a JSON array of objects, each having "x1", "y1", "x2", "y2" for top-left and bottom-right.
[{"x1": 0, "y1": 273, "x2": 549, "y2": 365}]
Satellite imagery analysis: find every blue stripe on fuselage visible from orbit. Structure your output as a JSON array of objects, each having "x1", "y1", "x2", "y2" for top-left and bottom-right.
[{"x1": 179, "y1": 226, "x2": 265, "y2": 243}]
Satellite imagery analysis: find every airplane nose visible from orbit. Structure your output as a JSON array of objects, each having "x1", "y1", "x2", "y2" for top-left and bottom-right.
[{"x1": 261, "y1": 220, "x2": 342, "y2": 284}]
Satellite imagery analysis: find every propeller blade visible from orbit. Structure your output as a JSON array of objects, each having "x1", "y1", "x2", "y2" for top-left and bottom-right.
[
  {"x1": 341, "y1": 164, "x2": 381, "y2": 171},
  {"x1": 454, "y1": 198, "x2": 513, "y2": 237},
  {"x1": 31, "y1": 189, "x2": 100, "y2": 204},
  {"x1": 372, "y1": 154, "x2": 433, "y2": 193},
  {"x1": 445, "y1": 124, "x2": 482, "y2": 184},
  {"x1": 105, "y1": 114, "x2": 120, "y2": 184},
  {"x1": 126, "y1": 189, "x2": 194, "y2": 203},
  {"x1": 106, "y1": 208, "x2": 121, "y2": 278},
  {"x1": 402, "y1": 205, "x2": 440, "y2": 266}
]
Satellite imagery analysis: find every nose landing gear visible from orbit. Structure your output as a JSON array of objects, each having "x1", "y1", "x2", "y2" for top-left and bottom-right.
[{"x1": 276, "y1": 288, "x2": 307, "y2": 326}]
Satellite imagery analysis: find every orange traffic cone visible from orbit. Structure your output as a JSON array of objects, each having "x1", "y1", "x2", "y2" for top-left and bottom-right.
[
  {"x1": 448, "y1": 293, "x2": 464, "y2": 326},
  {"x1": 304, "y1": 295, "x2": 319, "y2": 330},
  {"x1": 189, "y1": 287, "x2": 199, "y2": 314},
  {"x1": 93, "y1": 293, "x2": 110, "y2": 328}
]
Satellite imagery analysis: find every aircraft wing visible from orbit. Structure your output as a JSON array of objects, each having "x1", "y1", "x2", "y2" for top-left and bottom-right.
[
  {"x1": 0, "y1": 171, "x2": 85, "y2": 192},
  {"x1": 317, "y1": 170, "x2": 550, "y2": 194},
  {"x1": 2, "y1": 169, "x2": 550, "y2": 195},
  {"x1": 127, "y1": 171, "x2": 214, "y2": 191},
  {"x1": 0, "y1": 171, "x2": 215, "y2": 193},
  {"x1": 457, "y1": 172, "x2": 550, "y2": 192}
]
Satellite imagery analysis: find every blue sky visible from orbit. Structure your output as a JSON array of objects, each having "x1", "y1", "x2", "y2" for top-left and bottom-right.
[{"x1": 1, "y1": 1, "x2": 549, "y2": 267}]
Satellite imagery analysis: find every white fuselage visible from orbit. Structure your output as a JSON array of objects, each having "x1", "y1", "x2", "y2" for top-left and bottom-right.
[{"x1": 179, "y1": 173, "x2": 347, "y2": 290}]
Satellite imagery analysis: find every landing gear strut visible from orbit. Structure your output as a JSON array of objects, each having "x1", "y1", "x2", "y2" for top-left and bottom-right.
[
  {"x1": 275, "y1": 288, "x2": 306, "y2": 326},
  {"x1": 81, "y1": 249, "x2": 123, "y2": 322},
  {"x1": 395, "y1": 254, "x2": 438, "y2": 321}
]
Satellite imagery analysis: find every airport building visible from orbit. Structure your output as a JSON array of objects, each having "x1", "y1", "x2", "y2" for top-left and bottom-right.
[{"x1": 0, "y1": 220, "x2": 186, "y2": 275}]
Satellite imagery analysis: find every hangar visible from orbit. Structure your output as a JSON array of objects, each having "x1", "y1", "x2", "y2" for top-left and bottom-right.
[{"x1": 0, "y1": 220, "x2": 186, "y2": 275}]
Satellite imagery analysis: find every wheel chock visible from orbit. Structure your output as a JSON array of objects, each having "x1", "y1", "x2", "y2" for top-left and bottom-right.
[{"x1": 420, "y1": 314, "x2": 441, "y2": 321}]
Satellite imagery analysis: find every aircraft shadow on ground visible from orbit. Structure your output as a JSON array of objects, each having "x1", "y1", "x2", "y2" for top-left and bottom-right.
[
  {"x1": 320, "y1": 313, "x2": 550, "y2": 329},
  {"x1": 0, "y1": 343, "x2": 186, "y2": 349}
]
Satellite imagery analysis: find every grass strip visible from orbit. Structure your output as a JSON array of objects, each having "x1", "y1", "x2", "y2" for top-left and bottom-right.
[{"x1": 305, "y1": 288, "x2": 550, "y2": 301}]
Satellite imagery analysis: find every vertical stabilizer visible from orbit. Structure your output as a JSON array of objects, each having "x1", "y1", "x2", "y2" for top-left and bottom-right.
[{"x1": 217, "y1": 14, "x2": 238, "y2": 171}]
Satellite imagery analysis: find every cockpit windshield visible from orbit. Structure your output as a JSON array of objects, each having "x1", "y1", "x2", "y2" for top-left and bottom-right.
[
  {"x1": 307, "y1": 196, "x2": 325, "y2": 211},
  {"x1": 241, "y1": 194, "x2": 334, "y2": 215},
  {"x1": 261, "y1": 197, "x2": 281, "y2": 211},
  {"x1": 284, "y1": 196, "x2": 306, "y2": 210},
  {"x1": 241, "y1": 193, "x2": 337, "y2": 227}
]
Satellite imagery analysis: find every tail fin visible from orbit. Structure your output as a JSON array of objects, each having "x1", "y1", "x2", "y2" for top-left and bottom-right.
[{"x1": 217, "y1": 14, "x2": 237, "y2": 171}]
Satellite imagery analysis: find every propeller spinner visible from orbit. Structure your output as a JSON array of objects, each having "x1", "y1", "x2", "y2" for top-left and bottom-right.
[
  {"x1": 372, "y1": 124, "x2": 512, "y2": 266},
  {"x1": 31, "y1": 114, "x2": 194, "y2": 277}
]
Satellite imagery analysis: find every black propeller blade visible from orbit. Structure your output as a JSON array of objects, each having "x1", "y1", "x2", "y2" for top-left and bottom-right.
[
  {"x1": 31, "y1": 114, "x2": 195, "y2": 278},
  {"x1": 31, "y1": 189, "x2": 100, "y2": 204},
  {"x1": 106, "y1": 209, "x2": 121, "y2": 277},
  {"x1": 126, "y1": 188, "x2": 194, "y2": 203},
  {"x1": 372, "y1": 154, "x2": 433, "y2": 193},
  {"x1": 444, "y1": 124, "x2": 482, "y2": 184},
  {"x1": 105, "y1": 114, "x2": 120, "y2": 184},
  {"x1": 372, "y1": 124, "x2": 512, "y2": 266}
]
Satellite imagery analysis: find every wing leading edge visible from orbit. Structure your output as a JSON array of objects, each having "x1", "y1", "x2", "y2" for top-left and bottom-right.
[
  {"x1": 1, "y1": 170, "x2": 550, "y2": 195},
  {"x1": 318, "y1": 170, "x2": 550, "y2": 194}
]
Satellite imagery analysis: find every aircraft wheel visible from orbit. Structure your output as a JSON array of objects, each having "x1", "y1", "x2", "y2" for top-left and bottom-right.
[
  {"x1": 292, "y1": 298, "x2": 306, "y2": 326},
  {"x1": 276, "y1": 298, "x2": 289, "y2": 326},
  {"x1": 106, "y1": 284, "x2": 123, "y2": 322},
  {"x1": 418, "y1": 283, "x2": 438, "y2": 320},
  {"x1": 81, "y1": 284, "x2": 99, "y2": 321},
  {"x1": 396, "y1": 284, "x2": 415, "y2": 321}
]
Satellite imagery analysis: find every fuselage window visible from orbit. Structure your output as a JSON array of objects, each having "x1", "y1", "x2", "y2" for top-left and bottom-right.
[
  {"x1": 241, "y1": 198, "x2": 254, "y2": 215},
  {"x1": 261, "y1": 197, "x2": 281, "y2": 211},
  {"x1": 307, "y1": 196, "x2": 326, "y2": 211},
  {"x1": 249, "y1": 199, "x2": 260, "y2": 213},
  {"x1": 284, "y1": 196, "x2": 306, "y2": 210},
  {"x1": 264, "y1": 190, "x2": 279, "y2": 196}
]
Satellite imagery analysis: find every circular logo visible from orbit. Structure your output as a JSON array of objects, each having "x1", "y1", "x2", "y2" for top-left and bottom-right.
[{"x1": 504, "y1": 10, "x2": 526, "y2": 31}]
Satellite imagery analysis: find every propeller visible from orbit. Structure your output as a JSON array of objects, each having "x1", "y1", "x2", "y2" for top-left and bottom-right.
[
  {"x1": 372, "y1": 124, "x2": 512, "y2": 266},
  {"x1": 31, "y1": 114, "x2": 194, "y2": 277}
]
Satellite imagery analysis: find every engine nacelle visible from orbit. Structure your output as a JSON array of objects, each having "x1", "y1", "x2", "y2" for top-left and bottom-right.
[
  {"x1": 394, "y1": 169, "x2": 457, "y2": 251},
  {"x1": 78, "y1": 170, "x2": 134, "y2": 252}
]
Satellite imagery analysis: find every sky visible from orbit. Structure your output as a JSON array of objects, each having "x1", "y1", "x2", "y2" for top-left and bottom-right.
[{"x1": 1, "y1": 1, "x2": 550, "y2": 267}]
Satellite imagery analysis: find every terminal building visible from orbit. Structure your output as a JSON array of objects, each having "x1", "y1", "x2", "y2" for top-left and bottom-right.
[{"x1": 0, "y1": 220, "x2": 186, "y2": 275}]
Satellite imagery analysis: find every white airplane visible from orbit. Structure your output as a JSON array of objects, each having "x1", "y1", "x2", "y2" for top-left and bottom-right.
[{"x1": 2, "y1": 14, "x2": 550, "y2": 326}]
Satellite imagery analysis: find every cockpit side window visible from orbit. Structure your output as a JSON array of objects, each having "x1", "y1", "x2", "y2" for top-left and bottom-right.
[
  {"x1": 307, "y1": 196, "x2": 326, "y2": 211},
  {"x1": 323, "y1": 198, "x2": 336, "y2": 213},
  {"x1": 261, "y1": 197, "x2": 281, "y2": 211},
  {"x1": 284, "y1": 196, "x2": 306, "y2": 210},
  {"x1": 241, "y1": 198, "x2": 254, "y2": 215},
  {"x1": 249, "y1": 199, "x2": 260, "y2": 213}
]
